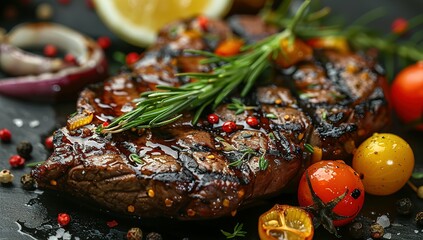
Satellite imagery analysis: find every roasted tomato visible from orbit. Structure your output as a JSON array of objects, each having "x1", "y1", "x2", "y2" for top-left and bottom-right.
[
  {"x1": 352, "y1": 133, "x2": 414, "y2": 196},
  {"x1": 391, "y1": 61, "x2": 423, "y2": 130},
  {"x1": 298, "y1": 160, "x2": 365, "y2": 235},
  {"x1": 258, "y1": 204, "x2": 314, "y2": 240}
]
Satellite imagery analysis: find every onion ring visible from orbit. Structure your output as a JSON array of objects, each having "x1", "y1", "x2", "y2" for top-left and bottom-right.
[{"x1": 0, "y1": 23, "x2": 108, "y2": 101}]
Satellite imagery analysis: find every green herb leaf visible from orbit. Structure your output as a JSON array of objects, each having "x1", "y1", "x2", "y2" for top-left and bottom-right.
[
  {"x1": 221, "y1": 222, "x2": 247, "y2": 239},
  {"x1": 129, "y1": 153, "x2": 143, "y2": 164},
  {"x1": 259, "y1": 153, "x2": 269, "y2": 171},
  {"x1": 412, "y1": 172, "x2": 423, "y2": 179},
  {"x1": 305, "y1": 143, "x2": 314, "y2": 153}
]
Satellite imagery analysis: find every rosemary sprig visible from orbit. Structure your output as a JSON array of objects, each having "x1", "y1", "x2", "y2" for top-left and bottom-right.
[
  {"x1": 100, "y1": 0, "x2": 312, "y2": 134},
  {"x1": 221, "y1": 222, "x2": 247, "y2": 239}
]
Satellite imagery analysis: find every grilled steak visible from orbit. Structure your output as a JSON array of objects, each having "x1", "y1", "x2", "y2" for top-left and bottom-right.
[{"x1": 32, "y1": 17, "x2": 390, "y2": 220}]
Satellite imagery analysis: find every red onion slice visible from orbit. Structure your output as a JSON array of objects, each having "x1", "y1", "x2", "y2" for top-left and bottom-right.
[{"x1": 0, "y1": 23, "x2": 108, "y2": 101}]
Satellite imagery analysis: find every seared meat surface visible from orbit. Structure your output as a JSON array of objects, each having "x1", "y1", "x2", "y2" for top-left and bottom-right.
[{"x1": 32, "y1": 17, "x2": 389, "y2": 219}]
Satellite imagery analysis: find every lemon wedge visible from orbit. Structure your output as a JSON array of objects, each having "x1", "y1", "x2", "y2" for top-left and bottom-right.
[{"x1": 94, "y1": 0, "x2": 233, "y2": 46}]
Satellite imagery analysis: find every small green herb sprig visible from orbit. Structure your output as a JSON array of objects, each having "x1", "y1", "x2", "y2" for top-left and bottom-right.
[
  {"x1": 227, "y1": 98, "x2": 257, "y2": 115},
  {"x1": 221, "y1": 222, "x2": 247, "y2": 239},
  {"x1": 100, "y1": 0, "x2": 313, "y2": 134}
]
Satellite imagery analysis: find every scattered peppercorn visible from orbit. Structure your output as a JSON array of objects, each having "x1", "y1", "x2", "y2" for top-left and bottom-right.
[
  {"x1": 146, "y1": 232, "x2": 163, "y2": 240},
  {"x1": 125, "y1": 52, "x2": 140, "y2": 65},
  {"x1": 107, "y1": 220, "x2": 118, "y2": 228},
  {"x1": 57, "y1": 213, "x2": 71, "y2": 226},
  {"x1": 391, "y1": 18, "x2": 408, "y2": 35},
  {"x1": 246, "y1": 116, "x2": 259, "y2": 127},
  {"x1": 395, "y1": 197, "x2": 413, "y2": 215},
  {"x1": 0, "y1": 128, "x2": 12, "y2": 142},
  {"x1": 58, "y1": 0, "x2": 71, "y2": 5},
  {"x1": 415, "y1": 212, "x2": 423, "y2": 227},
  {"x1": 197, "y1": 15, "x2": 208, "y2": 30},
  {"x1": 9, "y1": 155, "x2": 25, "y2": 168},
  {"x1": 207, "y1": 113, "x2": 219, "y2": 124},
  {"x1": 0, "y1": 169, "x2": 14, "y2": 184},
  {"x1": 370, "y1": 223, "x2": 384, "y2": 239},
  {"x1": 126, "y1": 227, "x2": 143, "y2": 240},
  {"x1": 85, "y1": 0, "x2": 95, "y2": 9},
  {"x1": 20, "y1": 174, "x2": 36, "y2": 190},
  {"x1": 97, "y1": 36, "x2": 111, "y2": 49},
  {"x1": 36, "y1": 3, "x2": 53, "y2": 20},
  {"x1": 45, "y1": 135, "x2": 54, "y2": 150},
  {"x1": 43, "y1": 44, "x2": 58, "y2": 57},
  {"x1": 222, "y1": 121, "x2": 237, "y2": 133},
  {"x1": 64, "y1": 53, "x2": 77, "y2": 65},
  {"x1": 347, "y1": 216, "x2": 371, "y2": 239},
  {"x1": 348, "y1": 221, "x2": 367, "y2": 239},
  {"x1": 16, "y1": 141, "x2": 33, "y2": 158}
]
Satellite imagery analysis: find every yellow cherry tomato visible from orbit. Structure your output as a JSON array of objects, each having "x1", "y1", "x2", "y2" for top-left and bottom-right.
[
  {"x1": 258, "y1": 204, "x2": 314, "y2": 240},
  {"x1": 352, "y1": 133, "x2": 414, "y2": 196}
]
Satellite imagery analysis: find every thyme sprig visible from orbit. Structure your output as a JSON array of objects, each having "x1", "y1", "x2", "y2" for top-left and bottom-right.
[
  {"x1": 100, "y1": 0, "x2": 312, "y2": 134},
  {"x1": 221, "y1": 222, "x2": 247, "y2": 239},
  {"x1": 227, "y1": 98, "x2": 257, "y2": 115}
]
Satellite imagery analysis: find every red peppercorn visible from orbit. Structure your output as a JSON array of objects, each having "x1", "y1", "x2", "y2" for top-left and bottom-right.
[
  {"x1": 0, "y1": 128, "x2": 12, "y2": 142},
  {"x1": 125, "y1": 52, "x2": 140, "y2": 65},
  {"x1": 97, "y1": 36, "x2": 111, "y2": 49},
  {"x1": 392, "y1": 18, "x2": 408, "y2": 35},
  {"x1": 222, "y1": 121, "x2": 237, "y2": 133},
  {"x1": 58, "y1": 0, "x2": 71, "y2": 5},
  {"x1": 246, "y1": 116, "x2": 259, "y2": 127},
  {"x1": 57, "y1": 213, "x2": 71, "y2": 226},
  {"x1": 43, "y1": 44, "x2": 58, "y2": 57},
  {"x1": 45, "y1": 135, "x2": 54, "y2": 150},
  {"x1": 207, "y1": 113, "x2": 219, "y2": 124},
  {"x1": 197, "y1": 15, "x2": 208, "y2": 30},
  {"x1": 64, "y1": 53, "x2": 77, "y2": 65},
  {"x1": 107, "y1": 220, "x2": 118, "y2": 228},
  {"x1": 9, "y1": 155, "x2": 25, "y2": 168},
  {"x1": 85, "y1": 0, "x2": 95, "y2": 9}
]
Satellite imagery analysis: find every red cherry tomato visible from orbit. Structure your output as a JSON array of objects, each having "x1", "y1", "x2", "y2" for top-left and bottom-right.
[
  {"x1": 246, "y1": 116, "x2": 259, "y2": 127},
  {"x1": 391, "y1": 61, "x2": 423, "y2": 130},
  {"x1": 125, "y1": 52, "x2": 140, "y2": 65},
  {"x1": 298, "y1": 160, "x2": 365, "y2": 228},
  {"x1": 43, "y1": 44, "x2": 58, "y2": 57}
]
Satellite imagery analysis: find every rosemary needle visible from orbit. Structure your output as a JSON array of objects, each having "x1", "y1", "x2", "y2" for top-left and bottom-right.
[{"x1": 100, "y1": 0, "x2": 312, "y2": 134}]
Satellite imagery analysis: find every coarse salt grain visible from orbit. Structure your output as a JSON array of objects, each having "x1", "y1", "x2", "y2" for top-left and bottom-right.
[
  {"x1": 29, "y1": 120, "x2": 40, "y2": 128},
  {"x1": 13, "y1": 118, "x2": 23, "y2": 127},
  {"x1": 383, "y1": 233, "x2": 392, "y2": 239},
  {"x1": 63, "y1": 231, "x2": 71, "y2": 240},
  {"x1": 376, "y1": 215, "x2": 390, "y2": 228},
  {"x1": 55, "y1": 228, "x2": 65, "y2": 238}
]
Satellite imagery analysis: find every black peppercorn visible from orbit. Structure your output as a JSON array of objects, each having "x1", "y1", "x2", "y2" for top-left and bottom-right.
[
  {"x1": 348, "y1": 216, "x2": 371, "y2": 239},
  {"x1": 396, "y1": 198, "x2": 413, "y2": 215},
  {"x1": 16, "y1": 141, "x2": 33, "y2": 158},
  {"x1": 146, "y1": 232, "x2": 163, "y2": 240},
  {"x1": 20, "y1": 174, "x2": 36, "y2": 190},
  {"x1": 416, "y1": 212, "x2": 423, "y2": 227},
  {"x1": 126, "y1": 227, "x2": 143, "y2": 240},
  {"x1": 370, "y1": 223, "x2": 384, "y2": 239}
]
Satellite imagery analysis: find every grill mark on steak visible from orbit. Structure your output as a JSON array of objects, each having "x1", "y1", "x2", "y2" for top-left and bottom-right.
[{"x1": 32, "y1": 16, "x2": 389, "y2": 219}]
